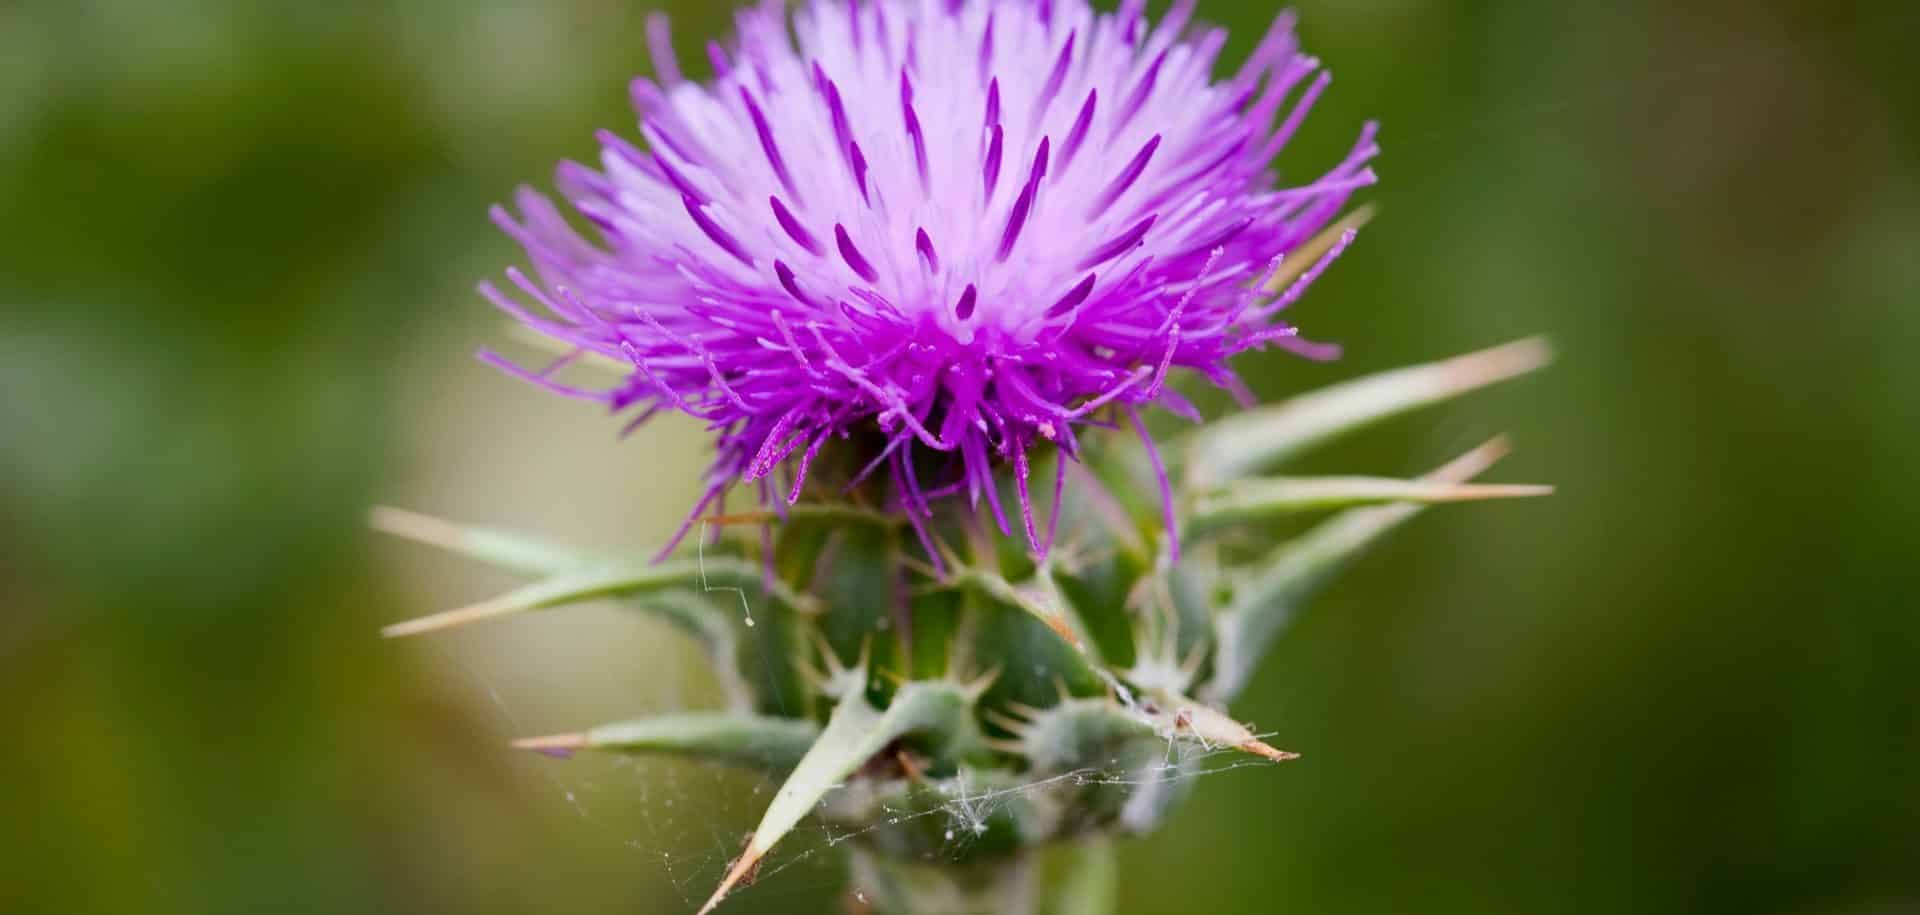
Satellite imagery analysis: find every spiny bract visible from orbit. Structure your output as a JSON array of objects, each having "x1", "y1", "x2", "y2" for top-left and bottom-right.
[{"x1": 484, "y1": 0, "x2": 1375, "y2": 562}]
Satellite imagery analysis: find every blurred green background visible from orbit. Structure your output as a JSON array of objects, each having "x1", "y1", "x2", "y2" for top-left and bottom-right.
[{"x1": 3, "y1": 1, "x2": 1915, "y2": 913}]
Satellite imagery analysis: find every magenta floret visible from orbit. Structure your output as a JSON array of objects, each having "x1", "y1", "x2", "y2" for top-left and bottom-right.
[{"x1": 484, "y1": 0, "x2": 1377, "y2": 559}]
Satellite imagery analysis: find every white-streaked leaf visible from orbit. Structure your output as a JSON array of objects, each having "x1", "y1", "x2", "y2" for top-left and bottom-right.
[
  {"x1": 380, "y1": 556, "x2": 809, "y2": 639},
  {"x1": 512, "y1": 713, "x2": 820, "y2": 770},
  {"x1": 1206, "y1": 438, "x2": 1517, "y2": 701},
  {"x1": 1185, "y1": 475, "x2": 1552, "y2": 540},
  {"x1": 698, "y1": 682, "x2": 973, "y2": 914},
  {"x1": 372, "y1": 507, "x2": 768, "y2": 709},
  {"x1": 370, "y1": 506, "x2": 605, "y2": 575},
  {"x1": 1181, "y1": 337, "x2": 1552, "y2": 490}
]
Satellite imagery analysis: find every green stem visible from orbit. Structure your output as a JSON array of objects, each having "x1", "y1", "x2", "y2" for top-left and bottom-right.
[{"x1": 846, "y1": 840, "x2": 1118, "y2": 915}]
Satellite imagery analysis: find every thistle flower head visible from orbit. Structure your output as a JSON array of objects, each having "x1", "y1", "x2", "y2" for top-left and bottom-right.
[{"x1": 485, "y1": 0, "x2": 1378, "y2": 557}]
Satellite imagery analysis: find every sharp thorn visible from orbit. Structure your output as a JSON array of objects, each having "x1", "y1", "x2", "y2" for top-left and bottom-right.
[
  {"x1": 895, "y1": 748, "x2": 928, "y2": 782},
  {"x1": 982, "y1": 737, "x2": 1027, "y2": 755},
  {"x1": 983, "y1": 709, "x2": 1033, "y2": 734},
  {"x1": 1237, "y1": 736, "x2": 1302, "y2": 763},
  {"x1": 960, "y1": 665, "x2": 1002, "y2": 700},
  {"x1": 369, "y1": 505, "x2": 467, "y2": 550},
  {"x1": 381, "y1": 598, "x2": 512, "y2": 639},
  {"x1": 1429, "y1": 435, "x2": 1513, "y2": 484},
  {"x1": 1003, "y1": 701, "x2": 1046, "y2": 720},
  {"x1": 698, "y1": 841, "x2": 765, "y2": 915},
  {"x1": 510, "y1": 733, "x2": 588, "y2": 759}
]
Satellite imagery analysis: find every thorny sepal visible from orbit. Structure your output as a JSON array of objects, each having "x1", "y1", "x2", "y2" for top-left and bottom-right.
[
  {"x1": 510, "y1": 713, "x2": 819, "y2": 771},
  {"x1": 990, "y1": 693, "x2": 1293, "y2": 839},
  {"x1": 370, "y1": 505, "x2": 604, "y2": 576},
  {"x1": 699, "y1": 678, "x2": 986, "y2": 914},
  {"x1": 372, "y1": 509, "x2": 806, "y2": 714},
  {"x1": 1038, "y1": 452, "x2": 1157, "y2": 668},
  {"x1": 998, "y1": 698, "x2": 1172, "y2": 837},
  {"x1": 774, "y1": 514, "x2": 903, "y2": 679},
  {"x1": 1138, "y1": 688, "x2": 1300, "y2": 764},
  {"x1": 1180, "y1": 337, "x2": 1553, "y2": 490},
  {"x1": 963, "y1": 584, "x2": 1108, "y2": 714},
  {"x1": 951, "y1": 564, "x2": 1097, "y2": 661},
  {"x1": 1204, "y1": 438, "x2": 1518, "y2": 703},
  {"x1": 1184, "y1": 474, "x2": 1552, "y2": 541},
  {"x1": 378, "y1": 343, "x2": 1551, "y2": 914},
  {"x1": 377, "y1": 552, "x2": 812, "y2": 639},
  {"x1": 1011, "y1": 699, "x2": 1158, "y2": 773}
]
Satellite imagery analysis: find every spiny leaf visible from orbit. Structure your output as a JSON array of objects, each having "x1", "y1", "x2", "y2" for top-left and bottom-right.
[
  {"x1": 512, "y1": 713, "x2": 819, "y2": 770},
  {"x1": 372, "y1": 508, "x2": 771, "y2": 709},
  {"x1": 1205, "y1": 438, "x2": 1516, "y2": 701},
  {"x1": 1142, "y1": 688, "x2": 1299, "y2": 763},
  {"x1": 1017, "y1": 699, "x2": 1157, "y2": 771},
  {"x1": 787, "y1": 519, "x2": 902, "y2": 676},
  {"x1": 1181, "y1": 337, "x2": 1552, "y2": 490},
  {"x1": 961, "y1": 577, "x2": 1110, "y2": 708},
  {"x1": 699, "y1": 682, "x2": 975, "y2": 914},
  {"x1": 1185, "y1": 475, "x2": 1552, "y2": 540},
  {"x1": 1047, "y1": 547, "x2": 1147, "y2": 671},
  {"x1": 955, "y1": 566, "x2": 1090, "y2": 655},
  {"x1": 380, "y1": 555, "x2": 809, "y2": 639},
  {"x1": 370, "y1": 506, "x2": 605, "y2": 575}
]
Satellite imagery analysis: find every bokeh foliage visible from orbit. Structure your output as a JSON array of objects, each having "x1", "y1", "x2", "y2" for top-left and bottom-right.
[{"x1": 2, "y1": 1, "x2": 1915, "y2": 914}]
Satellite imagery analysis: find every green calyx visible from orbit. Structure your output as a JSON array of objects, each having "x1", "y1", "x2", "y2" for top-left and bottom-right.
[{"x1": 376, "y1": 338, "x2": 1551, "y2": 913}]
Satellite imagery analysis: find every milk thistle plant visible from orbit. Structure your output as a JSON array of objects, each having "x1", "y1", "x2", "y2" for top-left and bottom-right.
[{"x1": 379, "y1": 0, "x2": 1550, "y2": 911}]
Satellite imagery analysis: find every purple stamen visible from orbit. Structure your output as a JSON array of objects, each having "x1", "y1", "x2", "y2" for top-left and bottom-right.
[
  {"x1": 774, "y1": 260, "x2": 818, "y2": 307},
  {"x1": 978, "y1": 12, "x2": 995, "y2": 85},
  {"x1": 769, "y1": 196, "x2": 823, "y2": 255},
  {"x1": 739, "y1": 88, "x2": 800, "y2": 202},
  {"x1": 682, "y1": 195, "x2": 754, "y2": 266},
  {"x1": 983, "y1": 124, "x2": 1004, "y2": 197},
  {"x1": 997, "y1": 181, "x2": 1035, "y2": 261},
  {"x1": 1113, "y1": 50, "x2": 1167, "y2": 137},
  {"x1": 835, "y1": 224, "x2": 880, "y2": 283},
  {"x1": 1045, "y1": 273, "x2": 1099, "y2": 317},
  {"x1": 1077, "y1": 214, "x2": 1157, "y2": 270},
  {"x1": 1056, "y1": 89, "x2": 1098, "y2": 177},
  {"x1": 954, "y1": 284, "x2": 978, "y2": 320},
  {"x1": 1088, "y1": 134, "x2": 1161, "y2": 218},
  {"x1": 915, "y1": 228, "x2": 940, "y2": 274},
  {"x1": 1031, "y1": 31, "x2": 1078, "y2": 128},
  {"x1": 901, "y1": 72, "x2": 929, "y2": 189}
]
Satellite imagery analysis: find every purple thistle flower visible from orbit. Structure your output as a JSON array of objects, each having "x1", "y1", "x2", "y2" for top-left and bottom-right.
[{"x1": 483, "y1": 0, "x2": 1378, "y2": 561}]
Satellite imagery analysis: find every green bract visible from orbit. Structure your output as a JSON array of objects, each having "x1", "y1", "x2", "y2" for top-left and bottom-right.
[{"x1": 379, "y1": 338, "x2": 1549, "y2": 914}]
